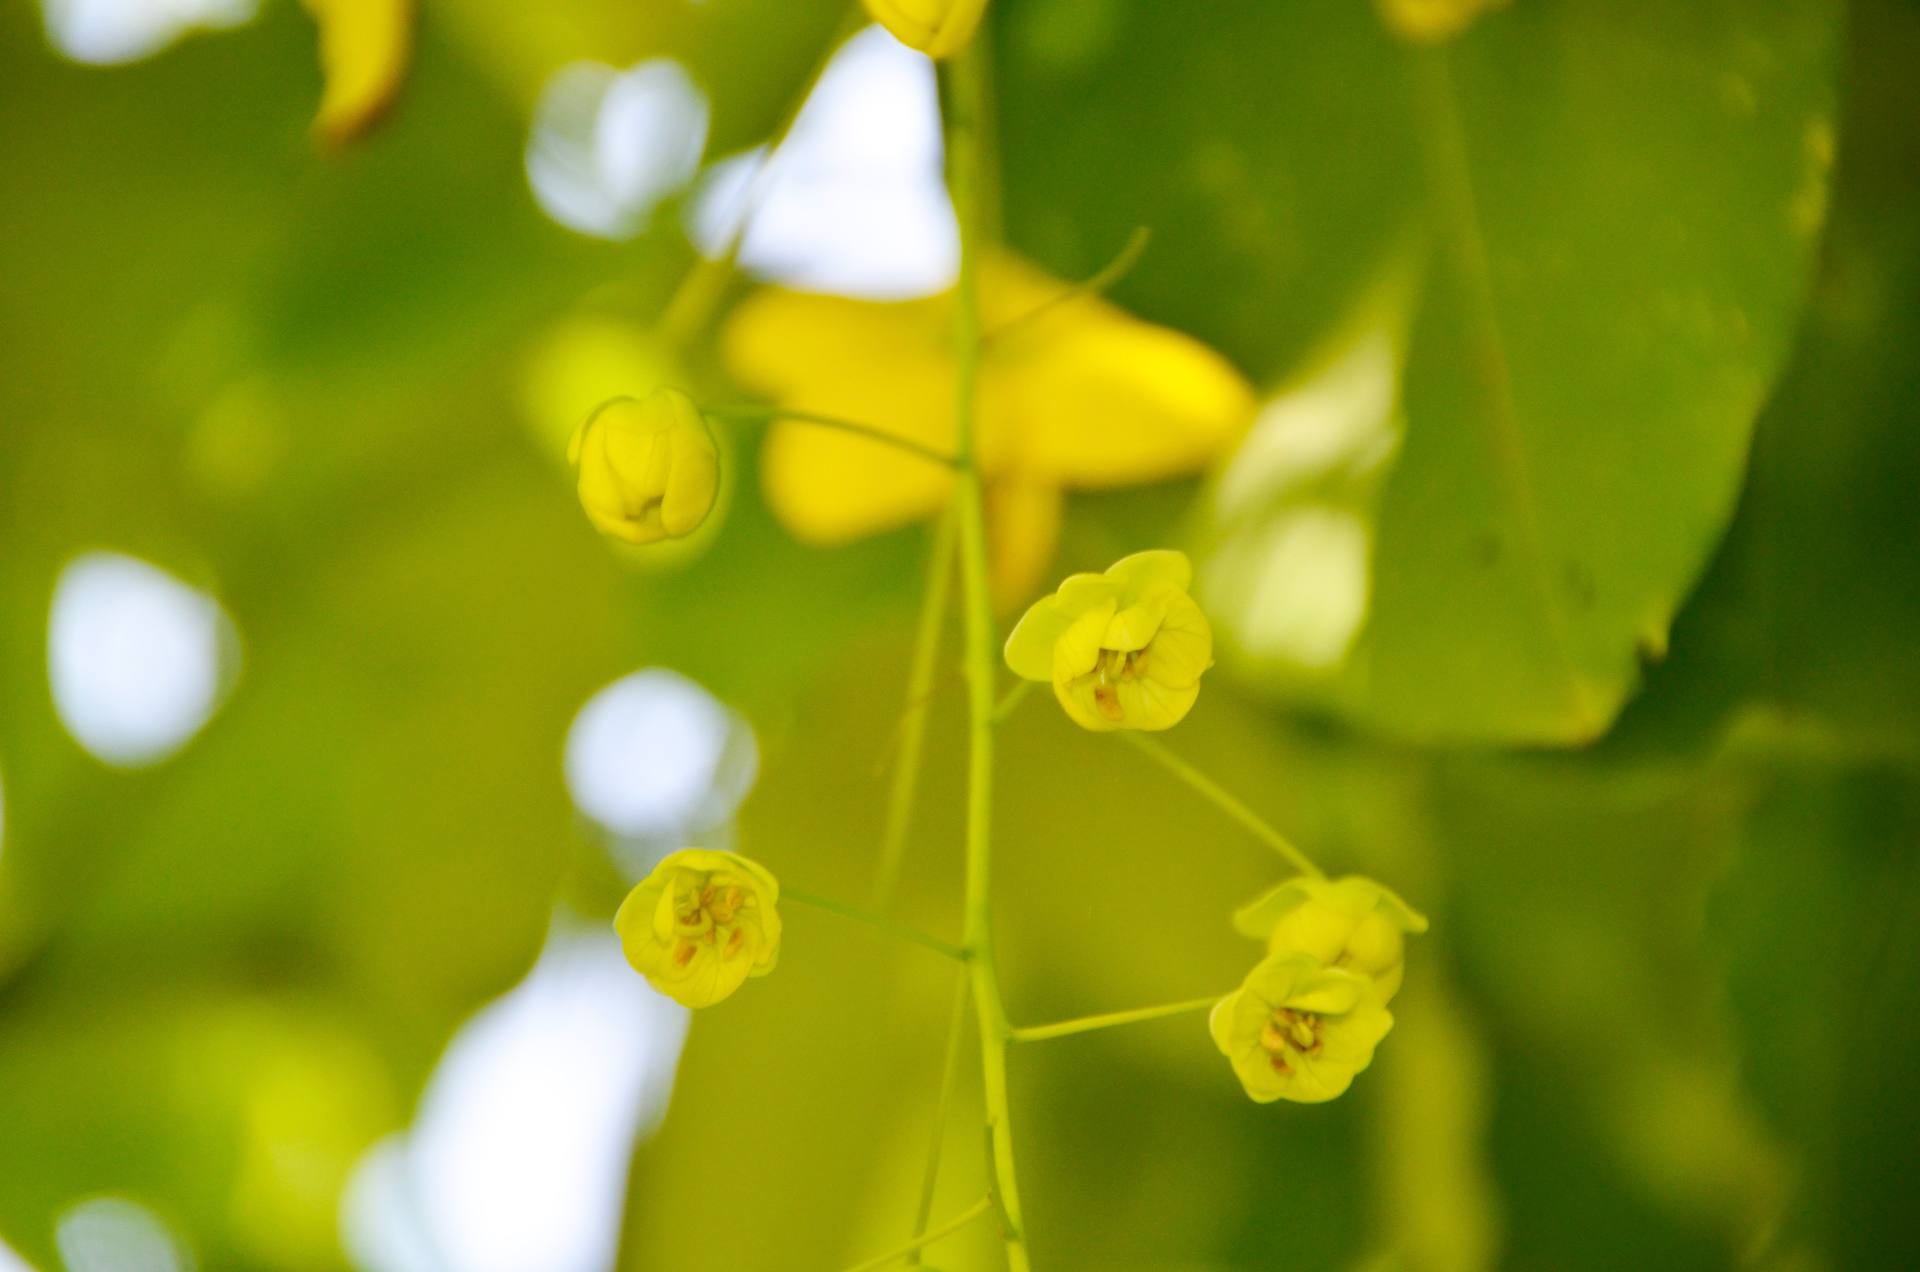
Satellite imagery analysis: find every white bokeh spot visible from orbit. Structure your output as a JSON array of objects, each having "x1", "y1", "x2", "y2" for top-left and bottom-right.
[
  {"x1": 1206, "y1": 304, "x2": 1408, "y2": 676},
  {"x1": 340, "y1": 920, "x2": 691, "y2": 1272},
  {"x1": 1215, "y1": 321, "x2": 1402, "y2": 522},
  {"x1": 1211, "y1": 507, "x2": 1373, "y2": 670},
  {"x1": 54, "y1": 1197, "x2": 194, "y2": 1272},
  {"x1": 49, "y1": 552, "x2": 238, "y2": 768},
  {"x1": 41, "y1": 0, "x2": 254, "y2": 66},
  {"x1": 564, "y1": 668, "x2": 756, "y2": 848},
  {"x1": 686, "y1": 24, "x2": 958, "y2": 300},
  {"x1": 528, "y1": 59, "x2": 711, "y2": 241}
]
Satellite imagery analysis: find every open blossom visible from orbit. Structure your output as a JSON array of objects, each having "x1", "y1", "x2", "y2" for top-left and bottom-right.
[
  {"x1": 1210, "y1": 953, "x2": 1393, "y2": 1104},
  {"x1": 1234, "y1": 874, "x2": 1429, "y2": 1003},
  {"x1": 569, "y1": 388, "x2": 719, "y2": 545},
  {"x1": 863, "y1": 0, "x2": 991, "y2": 60},
  {"x1": 1004, "y1": 550, "x2": 1213, "y2": 731},
  {"x1": 615, "y1": 849, "x2": 781, "y2": 1008},
  {"x1": 722, "y1": 252, "x2": 1252, "y2": 607}
]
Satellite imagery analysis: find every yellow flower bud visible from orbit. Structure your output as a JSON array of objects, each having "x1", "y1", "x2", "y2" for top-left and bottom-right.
[
  {"x1": 568, "y1": 389, "x2": 719, "y2": 545},
  {"x1": 614, "y1": 848, "x2": 781, "y2": 1008},
  {"x1": 863, "y1": 0, "x2": 990, "y2": 60},
  {"x1": 1210, "y1": 953, "x2": 1394, "y2": 1104},
  {"x1": 1003, "y1": 550, "x2": 1214, "y2": 732},
  {"x1": 1233, "y1": 874, "x2": 1429, "y2": 1003}
]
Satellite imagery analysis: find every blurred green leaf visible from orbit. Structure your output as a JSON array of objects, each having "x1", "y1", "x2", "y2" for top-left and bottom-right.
[{"x1": 999, "y1": 0, "x2": 1842, "y2": 744}]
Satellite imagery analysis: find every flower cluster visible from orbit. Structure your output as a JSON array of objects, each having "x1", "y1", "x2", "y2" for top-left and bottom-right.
[{"x1": 1212, "y1": 875, "x2": 1428, "y2": 1103}]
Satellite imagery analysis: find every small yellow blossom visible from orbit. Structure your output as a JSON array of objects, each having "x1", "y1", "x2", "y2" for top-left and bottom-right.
[
  {"x1": 615, "y1": 849, "x2": 781, "y2": 1008},
  {"x1": 1234, "y1": 874, "x2": 1429, "y2": 1002},
  {"x1": 302, "y1": 0, "x2": 414, "y2": 146},
  {"x1": 569, "y1": 389, "x2": 720, "y2": 545},
  {"x1": 1210, "y1": 953, "x2": 1393, "y2": 1104},
  {"x1": 1375, "y1": 0, "x2": 1508, "y2": 45},
  {"x1": 863, "y1": 0, "x2": 991, "y2": 60},
  {"x1": 722, "y1": 252, "x2": 1253, "y2": 606},
  {"x1": 1004, "y1": 550, "x2": 1213, "y2": 731}
]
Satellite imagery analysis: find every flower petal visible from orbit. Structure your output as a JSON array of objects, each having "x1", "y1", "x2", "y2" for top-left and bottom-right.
[
  {"x1": 303, "y1": 0, "x2": 414, "y2": 147},
  {"x1": 1105, "y1": 549, "x2": 1194, "y2": 597},
  {"x1": 996, "y1": 313, "x2": 1253, "y2": 488},
  {"x1": 986, "y1": 479, "x2": 1064, "y2": 612},
  {"x1": 725, "y1": 287, "x2": 956, "y2": 543},
  {"x1": 1003, "y1": 574, "x2": 1114, "y2": 681}
]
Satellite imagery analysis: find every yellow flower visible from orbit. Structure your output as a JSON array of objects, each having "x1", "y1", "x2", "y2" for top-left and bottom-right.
[
  {"x1": 301, "y1": 0, "x2": 414, "y2": 146},
  {"x1": 721, "y1": 252, "x2": 1253, "y2": 606},
  {"x1": 1004, "y1": 550, "x2": 1213, "y2": 731},
  {"x1": 1374, "y1": 0, "x2": 1508, "y2": 44},
  {"x1": 1234, "y1": 874, "x2": 1429, "y2": 1002},
  {"x1": 569, "y1": 388, "x2": 720, "y2": 545},
  {"x1": 614, "y1": 849, "x2": 781, "y2": 1008},
  {"x1": 1210, "y1": 953, "x2": 1393, "y2": 1104},
  {"x1": 863, "y1": 0, "x2": 991, "y2": 59}
]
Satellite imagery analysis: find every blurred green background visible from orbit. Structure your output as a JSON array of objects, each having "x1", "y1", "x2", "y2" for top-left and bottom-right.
[{"x1": 2, "y1": 0, "x2": 1918, "y2": 1269}]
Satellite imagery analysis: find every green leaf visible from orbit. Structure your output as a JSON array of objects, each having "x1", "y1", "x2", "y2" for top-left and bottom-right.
[{"x1": 999, "y1": 0, "x2": 1844, "y2": 744}]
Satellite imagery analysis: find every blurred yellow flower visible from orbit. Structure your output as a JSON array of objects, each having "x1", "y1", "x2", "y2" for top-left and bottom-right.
[
  {"x1": 721, "y1": 253, "x2": 1253, "y2": 606},
  {"x1": 1234, "y1": 874, "x2": 1429, "y2": 1002},
  {"x1": 615, "y1": 849, "x2": 782, "y2": 1008},
  {"x1": 569, "y1": 388, "x2": 720, "y2": 545},
  {"x1": 301, "y1": 0, "x2": 414, "y2": 146},
  {"x1": 1004, "y1": 549, "x2": 1213, "y2": 731},
  {"x1": 1374, "y1": 0, "x2": 1508, "y2": 44},
  {"x1": 1210, "y1": 953, "x2": 1393, "y2": 1104},
  {"x1": 864, "y1": 0, "x2": 991, "y2": 60}
]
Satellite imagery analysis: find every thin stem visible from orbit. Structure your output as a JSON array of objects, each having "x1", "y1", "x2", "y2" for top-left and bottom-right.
[
  {"x1": 705, "y1": 405, "x2": 961, "y2": 470},
  {"x1": 782, "y1": 887, "x2": 968, "y2": 963},
  {"x1": 843, "y1": 1196, "x2": 993, "y2": 1272},
  {"x1": 943, "y1": 35, "x2": 1032, "y2": 1272},
  {"x1": 981, "y1": 226, "x2": 1150, "y2": 349},
  {"x1": 875, "y1": 509, "x2": 958, "y2": 909},
  {"x1": 1011, "y1": 994, "x2": 1221, "y2": 1044},
  {"x1": 1118, "y1": 732, "x2": 1325, "y2": 879},
  {"x1": 657, "y1": 3, "x2": 864, "y2": 348},
  {"x1": 990, "y1": 679, "x2": 1033, "y2": 724},
  {"x1": 907, "y1": 972, "x2": 973, "y2": 1265}
]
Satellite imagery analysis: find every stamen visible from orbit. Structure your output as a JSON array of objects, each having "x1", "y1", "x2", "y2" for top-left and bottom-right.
[{"x1": 1092, "y1": 649, "x2": 1127, "y2": 721}]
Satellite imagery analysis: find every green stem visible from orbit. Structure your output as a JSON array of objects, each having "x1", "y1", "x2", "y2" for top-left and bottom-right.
[
  {"x1": 980, "y1": 226, "x2": 1150, "y2": 349},
  {"x1": 782, "y1": 887, "x2": 968, "y2": 963},
  {"x1": 705, "y1": 405, "x2": 961, "y2": 469},
  {"x1": 907, "y1": 971, "x2": 973, "y2": 1266},
  {"x1": 657, "y1": 2, "x2": 864, "y2": 349},
  {"x1": 843, "y1": 1195, "x2": 993, "y2": 1272},
  {"x1": 943, "y1": 37, "x2": 1032, "y2": 1272},
  {"x1": 990, "y1": 679, "x2": 1033, "y2": 724},
  {"x1": 1118, "y1": 732, "x2": 1325, "y2": 879},
  {"x1": 874, "y1": 509, "x2": 958, "y2": 909},
  {"x1": 1011, "y1": 994, "x2": 1222, "y2": 1044}
]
